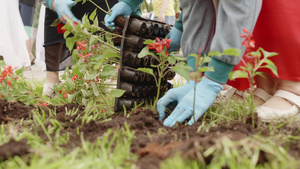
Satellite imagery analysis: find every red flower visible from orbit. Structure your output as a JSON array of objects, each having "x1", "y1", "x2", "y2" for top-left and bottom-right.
[
  {"x1": 6, "y1": 80, "x2": 11, "y2": 86},
  {"x1": 240, "y1": 27, "x2": 255, "y2": 52},
  {"x1": 63, "y1": 93, "x2": 68, "y2": 99},
  {"x1": 37, "y1": 100, "x2": 49, "y2": 107},
  {"x1": 147, "y1": 38, "x2": 172, "y2": 54},
  {"x1": 71, "y1": 74, "x2": 81, "y2": 82},
  {"x1": 102, "y1": 109, "x2": 106, "y2": 113},
  {"x1": 57, "y1": 23, "x2": 66, "y2": 34},
  {"x1": 76, "y1": 40, "x2": 87, "y2": 51},
  {"x1": 81, "y1": 52, "x2": 93, "y2": 63},
  {"x1": 1, "y1": 65, "x2": 13, "y2": 77}
]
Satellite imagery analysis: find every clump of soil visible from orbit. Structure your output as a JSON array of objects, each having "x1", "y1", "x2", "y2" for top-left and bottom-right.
[{"x1": 0, "y1": 139, "x2": 30, "y2": 161}]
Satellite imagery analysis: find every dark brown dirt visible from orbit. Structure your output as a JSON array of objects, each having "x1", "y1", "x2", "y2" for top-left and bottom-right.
[
  {"x1": 0, "y1": 139, "x2": 30, "y2": 161},
  {"x1": 0, "y1": 99, "x2": 300, "y2": 169}
]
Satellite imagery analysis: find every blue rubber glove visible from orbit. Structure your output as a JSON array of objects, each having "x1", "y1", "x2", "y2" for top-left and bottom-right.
[
  {"x1": 166, "y1": 27, "x2": 182, "y2": 52},
  {"x1": 104, "y1": 2, "x2": 134, "y2": 29},
  {"x1": 46, "y1": 0, "x2": 79, "y2": 23},
  {"x1": 157, "y1": 81, "x2": 196, "y2": 120},
  {"x1": 163, "y1": 77, "x2": 223, "y2": 127}
]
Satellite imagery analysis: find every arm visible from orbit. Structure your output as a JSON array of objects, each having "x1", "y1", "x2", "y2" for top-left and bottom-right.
[
  {"x1": 158, "y1": 0, "x2": 170, "y2": 22},
  {"x1": 45, "y1": 0, "x2": 78, "y2": 22}
]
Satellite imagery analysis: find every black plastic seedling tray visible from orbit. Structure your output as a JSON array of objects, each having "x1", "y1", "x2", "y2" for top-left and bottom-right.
[{"x1": 114, "y1": 15, "x2": 174, "y2": 112}]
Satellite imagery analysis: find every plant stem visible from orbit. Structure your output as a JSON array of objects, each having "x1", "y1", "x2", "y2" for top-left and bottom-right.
[
  {"x1": 88, "y1": 0, "x2": 109, "y2": 14},
  {"x1": 153, "y1": 68, "x2": 162, "y2": 110}
]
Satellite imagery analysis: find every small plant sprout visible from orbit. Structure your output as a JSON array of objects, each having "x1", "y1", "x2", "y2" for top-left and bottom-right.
[
  {"x1": 138, "y1": 37, "x2": 190, "y2": 110},
  {"x1": 229, "y1": 27, "x2": 278, "y2": 127}
]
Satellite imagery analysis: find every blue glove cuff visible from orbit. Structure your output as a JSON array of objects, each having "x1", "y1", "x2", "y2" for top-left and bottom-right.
[
  {"x1": 119, "y1": 1, "x2": 134, "y2": 14},
  {"x1": 187, "y1": 56, "x2": 196, "y2": 71},
  {"x1": 46, "y1": 0, "x2": 54, "y2": 10},
  {"x1": 205, "y1": 57, "x2": 235, "y2": 84}
]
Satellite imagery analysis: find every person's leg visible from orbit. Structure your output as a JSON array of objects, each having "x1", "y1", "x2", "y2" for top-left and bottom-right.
[
  {"x1": 19, "y1": 2, "x2": 35, "y2": 64},
  {"x1": 43, "y1": 43, "x2": 63, "y2": 97},
  {"x1": 164, "y1": 16, "x2": 175, "y2": 25}
]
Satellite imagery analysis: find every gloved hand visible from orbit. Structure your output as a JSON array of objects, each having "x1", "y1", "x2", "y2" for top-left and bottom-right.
[
  {"x1": 166, "y1": 27, "x2": 182, "y2": 52},
  {"x1": 163, "y1": 77, "x2": 223, "y2": 127},
  {"x1": 104, "y1": 2, "x2": 134, "y2": 29},
  {"x1": 157, "y1": 81, "x2": 196, "y2": 120},
  {"x1": 46, "y1": 0, "x2": 79, "y2": 23}
]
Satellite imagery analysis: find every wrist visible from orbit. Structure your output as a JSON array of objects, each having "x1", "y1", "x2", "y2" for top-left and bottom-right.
[
  {"x1": 52, "y1": 0, "x2": 55, "y2": 11},
  {"x1": 190, "y1": 72, "x2": 203, "y2": 83},
  {"x1": 203, "y1": 76, "x2": 226, "y2": 88},
  {"x1": 204, "y1": 57, "x2": 234, "y2": 84}
]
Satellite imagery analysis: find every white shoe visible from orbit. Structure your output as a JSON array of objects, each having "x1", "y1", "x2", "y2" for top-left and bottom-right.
[
  {"x1": 42, "y1": 83, "x2": 56, "y2": 98},
  {"x1": 256, "y1": 90, "x2": 300, "y2": 121}
]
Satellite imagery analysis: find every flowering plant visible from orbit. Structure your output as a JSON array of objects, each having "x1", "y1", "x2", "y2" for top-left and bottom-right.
[
  {"x1": 228, "y1": 28, "x2": 278, "y2": 127},
  {"x1": 0, "y1": 65, "x2": 38, "y2": 104},
  {"x1": 138, "y1": 37, "x2": 191, "y2": 109},
  {"x1": 50, "y1": 6, "x2": 125, "y2": 108},
  {"x1": 229, "y1": 28, "x2": 278, "y2": 85}
]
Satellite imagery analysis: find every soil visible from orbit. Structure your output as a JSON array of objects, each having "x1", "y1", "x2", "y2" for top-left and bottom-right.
[{"x1": 0, "y1": 99, "x2": 299, "y2": 168}]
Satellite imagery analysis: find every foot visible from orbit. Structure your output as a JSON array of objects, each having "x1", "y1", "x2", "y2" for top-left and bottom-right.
[
  {"x1": 256, "y1": 90, "x2": 300, "y2": 121},
  {"x1": 42, "y1": 83, "x2": 56, "y2": 98},
  {"x1": 253, "y1": 88, "x2": 272, "y2": 106}
]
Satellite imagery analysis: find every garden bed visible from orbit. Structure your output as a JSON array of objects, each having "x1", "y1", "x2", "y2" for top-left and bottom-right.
[{"x1": 1, "y1": 99, "x2": 300, "y2": 168}]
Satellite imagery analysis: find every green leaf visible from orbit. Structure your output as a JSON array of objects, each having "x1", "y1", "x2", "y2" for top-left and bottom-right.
[
  {"x1": 86, "y1": 73, "x2": 97, "y2": 80},
  {"x1": 89, "y1": 35, "x2": 96, "y2": 46},
  {"x1": 222, "y1": 48, "x2": 241, "y2": 57},
  {"x1": 81, "y1": 89, "x2": 87, "y2": 97},
  {"x1": 198, "y1": 66, "x2": 214, "y2": 73},
  {"x1": 255, "y1": 71, "x2": 265, "y2": 78},
  {"x1": 82, "y1": 15, "x2": 89, "y2": 27},
  {"x1": 15, "y1": 67, "x2": 24, "y2": 75},
  {"x1": 229, "y1": 70, "x2": 249, "y2": 80},
  {"x1": 64, "y1": 30, "x2": 71, "y2": 39},
  {"x1": 89, "y1": 8, "x2": 97, "y2": 21},
  {"x1": 171, "y1": 65, "x2": 191, "y2": 82},
  {"x1": 188, "y1": 53, "x2": 198, "y2": 58},
  {"x1": 99, "y1": 65, "x2": 116, "y2": 77},
  {"x1": 66, "y1": 78, "x2": 75, "y2": 90},
  {"x1": 138, "y1": 46, "x2": 153, "y2": 58},
  {"x1": 66, "y1": 37, "x2": 75, "y2": 51},
  {"x1": 167, "y1": 55, "x2": 176, "y2": 65},
  {"x1": 260, "y1": 59, "x2": 279, "y2": 77},
  {"x1": 92, "y1": 83, "x2": 99, "y2": 96},
  {"x1": 102, "y1": 50, "x2": 120, "y2": 59},
  {"x1": 143, "y1": 39, "x2": 155, "y2": 44},
  {"x1": 208, "y1": 50, "x2": 222, "y2": 57},
  {"x1": 201, "y1": 56, "x2": 212, "y2": 64},
  {"x1": 71, "y1": 65, "x2": 83, "y2": 77},
  {"x1": 110, "y1": 89, "x2": 126, "y2": 98},
  {"x1": 94, "y1": 62, "x2": 103, "y2": 70},
  {"x1": 174, "y1": 56, "x2": 187, "y2": 61},
  {"x1": 260, "y1": 47, "x2": 278, "y2": 58},
  {"x1": 137, "y1": 68, "x2": 154, "y2": 76},
  {"x1": 250, "y1": 50, "x2": 261, "y2": 58}
]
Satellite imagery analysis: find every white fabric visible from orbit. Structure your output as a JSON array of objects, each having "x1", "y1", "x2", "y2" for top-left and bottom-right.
[
  {"x1": 35, "y1": 4, "x2": 46, "y2": 71},
  {"x1": 0, "y1": 0, "x2": 30, "y2": 68}
]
